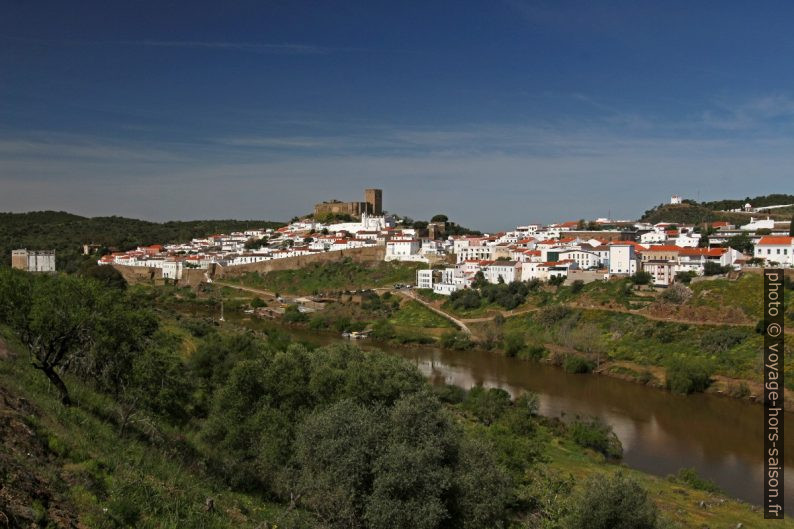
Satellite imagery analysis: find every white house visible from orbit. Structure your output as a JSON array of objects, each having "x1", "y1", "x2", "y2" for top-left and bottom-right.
[
  {"x1": 754, "y1": 236, "x2": 794, "y2": 267},
  {"x1": 557, "y1": 249, "x2": 601, "y2": 270},
  {"x1": 417, "y1": 269, "x2": 434, "y2": 290},
  {"x1": 162, "y1": 260, "x2": 183, "y2": 280},
  {"x1": 741, "y1": 217, "x2": 776, "y2": 232},
  {"x1": 483, "y1": 261, "x2": 520, "y2": 284},
  {"x1": 385, "y1": 238, "x2": 421, "y2": 261},
  {"x1": 608, "y1": 244, "x2": 639, "y2": 276}
]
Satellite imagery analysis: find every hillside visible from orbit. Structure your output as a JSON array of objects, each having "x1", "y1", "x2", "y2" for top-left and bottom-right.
[
  {"x1": 641, "y1": 193, "x2": 794, "y2": 224},
  {"x1": 0, "y1": 211, "x2": 284, "y2": 271}
]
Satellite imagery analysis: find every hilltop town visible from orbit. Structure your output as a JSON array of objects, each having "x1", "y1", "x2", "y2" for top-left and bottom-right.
[{"x1": 89, "y1": 191, "x2": 793, "y2": 291}]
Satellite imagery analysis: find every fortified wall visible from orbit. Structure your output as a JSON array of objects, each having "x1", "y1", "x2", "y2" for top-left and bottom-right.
[{"x1": 113, "y1": 246, "x2": 387, "y2": 287}]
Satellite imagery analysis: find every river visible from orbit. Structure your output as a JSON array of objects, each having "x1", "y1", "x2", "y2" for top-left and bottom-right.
[{"x1": 253, "y1": 320, "x2": 793, "y2": 507}]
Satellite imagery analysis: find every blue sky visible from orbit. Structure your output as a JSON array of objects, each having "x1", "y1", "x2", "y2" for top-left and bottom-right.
[{"x1": 1, "y1": 0, "x2": 793, "y2": 230}]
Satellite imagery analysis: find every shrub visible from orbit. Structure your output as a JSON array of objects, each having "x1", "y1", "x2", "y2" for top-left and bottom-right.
[
  {"x1": 658, "y1": 283, "x2": 692, "y2": 304},
  {"x1": 570, "y1": 280, "x2": 584, "y2": 293},
  {"x1": 464, "y1": 386, "x2": 512, "y2": 425},
  {"x1": 535, "y1": 305, "x2": 571, "y2": 328},
  {"x1": 563, "y1": 355, "x2": 594, "y2": 374},
  {"x1": 699, "y1": 328, "x2": 746, "y2": 354},
  {"x1": 666, "y1": 357, "x2": 714, "y2": 394},
  {"x1": 250, "y1": 297, "x2": 266, "y2": 308},
  {"x1": 503, "y1": 331, "x2": 525, "y2": 357},
  {"x1": 440, "y1": 331, "x2": 474, "y2": 350},
  {"x1": 566, "y1": 472, "x2": 658, "y2": 529},
  {"x1": 675, "y1": 271, "x2": 696, "y2": 284},
  {"x1": 704, "y1": 261, "x2": 729, "y2": 276},
  {"x1": 669, "y1": 467, "x2": 721, "y2": 493},
  {"x1": 569, "y1": 416, "x2": 623, "y2": 459},
  {"x1": 519, "y1": 345, "x2": 547, "y2": 361},
  {"x1": 449, "y1": 289, "x2": 481, "y2": 310},
  {"x1": 630, "y1": 271, "x2": 652, "y2": 286},
  {"x1": 282, "y1": 305, "x2": 309, "y2": 323}
]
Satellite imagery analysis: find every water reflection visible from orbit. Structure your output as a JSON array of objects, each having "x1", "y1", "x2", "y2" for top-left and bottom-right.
[
  {"x1": 268, "y1": 323, "x2": 792, "y2": 506},
  {"x1": 389, "y1": 347, "x2": 793, "y2": 507}
]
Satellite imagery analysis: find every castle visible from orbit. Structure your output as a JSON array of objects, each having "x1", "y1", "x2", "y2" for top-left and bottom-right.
[{"x1": 314, "y1": 188, "x2": 382, "y2": 219}]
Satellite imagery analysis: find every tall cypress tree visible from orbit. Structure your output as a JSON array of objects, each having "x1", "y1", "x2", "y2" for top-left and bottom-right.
[{"x1": 790, "y1": 214, "x2": 794, "y2": 236}]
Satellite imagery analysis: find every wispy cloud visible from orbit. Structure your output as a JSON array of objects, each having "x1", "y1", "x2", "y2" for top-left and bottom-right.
[{"x1": 134, "y1": 40, "x2": 331, "y2": 55}]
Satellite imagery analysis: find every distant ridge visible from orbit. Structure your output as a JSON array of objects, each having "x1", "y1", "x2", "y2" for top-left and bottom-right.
[{"x1": 0, "y1": 210, "x2": 284, "y2": 269}]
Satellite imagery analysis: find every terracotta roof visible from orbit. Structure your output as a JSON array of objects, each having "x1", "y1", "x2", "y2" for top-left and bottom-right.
[
  {"x1": 644, "y1": 245, "x2": 681, "y2": 252},
  {"x1": 758, "y1": 236, "x2": 793, "y2": 246},
  {"x1": 679, "y1": 248, "x2": 726, "y2": 257}
]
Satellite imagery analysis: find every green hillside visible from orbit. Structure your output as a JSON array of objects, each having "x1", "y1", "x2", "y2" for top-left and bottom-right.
[{"x1": 0, "y1": 211, "x2": 284, "y2": 271}]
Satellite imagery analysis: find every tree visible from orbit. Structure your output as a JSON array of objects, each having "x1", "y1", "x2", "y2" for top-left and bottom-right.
[
  {"x1": 630, "y1": 270, "x2": 652, "y2": 286},
  {"x1": 566, "y1": 472, "x2": 659, "y2": 529},
  {"x1": 703, "y1": 261, "x2": 727, "y2": 276},
  {"x1": 726, "y1": 232, "x2": 753, "y2": 254},
  {"x1": 790, "y1": 214, "x2": 794, "y2": 236},
  {"x1": 0, "y1": 271, "x2": 107, "y2": 405},
  {"x1": 430, "y1": 214, "x2": 448, "y2": 223}
]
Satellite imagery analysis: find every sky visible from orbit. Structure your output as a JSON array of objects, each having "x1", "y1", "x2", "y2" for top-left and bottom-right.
[{"x1": 1, "y1": 0, "x2": 793, "y2": 231}]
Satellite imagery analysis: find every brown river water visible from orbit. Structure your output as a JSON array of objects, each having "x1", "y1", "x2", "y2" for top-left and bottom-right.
[{"x1": 256, "y1": 321, "x2": 793, "y2": 507}]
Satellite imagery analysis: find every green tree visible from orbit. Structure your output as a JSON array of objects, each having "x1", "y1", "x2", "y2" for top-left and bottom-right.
[
  {"x1": 430, "y1": 214, "x2": 449, "y2": 223},
  {"x1": 630, "y1": 270, "x2": 652, "y2": 286},
  {"x1": 726, "y1": 232, "x2": 753, "y2": 253},
  {"x1": 566, "y1": 472, "x2": 659, "y2": 529},
  {"x1": 0, "y1": 271, "x2": 109, "y2": 405}
]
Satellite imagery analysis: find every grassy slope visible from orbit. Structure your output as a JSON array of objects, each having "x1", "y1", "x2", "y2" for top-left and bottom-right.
[
  {"x1": 0, "y1": 330, "x2": 304, "y2": 529},
  {"x1": 3, "y1": 327, "x2": 788, "y2": 528},
  {"x1": 542, "y1": 436, "x2": 788, "y2": 529},
  {"x1": 232, "y1": 260, "x2": 422, "y2": 295},
  {"x1": 389, "y1": 299, "x2": 454, "y2": 329}
]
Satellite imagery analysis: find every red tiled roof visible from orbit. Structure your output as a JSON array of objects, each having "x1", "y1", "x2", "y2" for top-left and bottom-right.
[
  {"x1": 679, "y1": 248, "x2": 727, "y2": 257},
  {"x1": 758, "y1": 236, "x2": 793, "y2": 246}
]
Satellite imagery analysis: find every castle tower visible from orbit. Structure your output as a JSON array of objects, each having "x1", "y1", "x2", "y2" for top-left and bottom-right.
[{"x1": 364, "y1": 188, "x2": 382, "y2": 215}]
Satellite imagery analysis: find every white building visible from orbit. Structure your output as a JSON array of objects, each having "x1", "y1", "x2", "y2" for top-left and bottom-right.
[
  {"x1": 417, "y1": 269, "x2": 434, "y2": 290},
  {"x1": 162, "y1": 260, "x2": 183, "y2": 280},
  {"x1": 608, "y1": 244, "x2": 639, "y2": 276},
  {"x1": 385, "y1": 238, "x2": 424, "y2": 262},
  {"x1": 557, "y1": 249, "x2": 601, "y2": 270},
  {"x1": 483, "y1": 261, "x2": 519, "y2": 284},
  {"x1": 754, "y1": 236, "x2": 794, "y2": 267},
  {"x1": 11, "y1": 249, "x2": 56, "y2": 273}
]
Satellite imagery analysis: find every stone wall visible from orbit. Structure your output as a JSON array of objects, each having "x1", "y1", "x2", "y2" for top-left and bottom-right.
[{"x1": 113, "y1": 246, "x2": 387, "y2": 286}]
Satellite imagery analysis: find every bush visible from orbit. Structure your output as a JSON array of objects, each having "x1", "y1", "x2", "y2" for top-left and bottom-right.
[
  {"x1": 675, "y1": 271, "x2": 696, "y2": 284},
  {"x1": 570, "y1": 280, "x2": 584, "y2": 293},
  {"x1": 670, "y1": 467, "x2": 721, "y2": 493},
  {"x1": 569, "y1": 416, "x2": 623, "y2": 459},
  {"x1": 658, "y1": 283, "x2": 692, "y2": 304},
  {"x1": 563, "y1": 355, "x2": 594, "y2": 374},
  {"x1": 519, "y1": 345, "x2": 547, "y2": 361},
  {"x1": 666, "y1": 357, "x2": 714, "y2": 394},
  {"x1": 566, "y1": 472, "x2": 658, "y2": 529},
  {"x1": 464, "y1": 386, "x2": 512, "y2": 425},
  {"x1": 535, "y1": 305, "x2": 571, "y2": 328},
  {"x1": 449, "y1": 289, "x2": 481, "y2": 310},
  {"x1": 282, "y1": 304, "x2": 308, "y2": 323},
  {"x1": 699, "y1": 328, "x2": 746, "y2": 354},
  {"x1": 630, "y1": 271, "x2": 652, "y2": 286},
  {"x1": 250, "y1": 297, "x2": 266, "y2": 308},
  {"x1": 503, "y1": 331, "x2": 525, "y2": 357},
  {"x1": 440, "y1": 331, "x2": 474, "y2": 350},
  {"x1": 704, "y1": 261, "x2": 729, "y2": 276}
]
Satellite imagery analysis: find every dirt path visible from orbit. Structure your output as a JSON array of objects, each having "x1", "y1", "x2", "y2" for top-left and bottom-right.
[{"x1": 396, "y1": 290, "x2": 472, "y2": 335}]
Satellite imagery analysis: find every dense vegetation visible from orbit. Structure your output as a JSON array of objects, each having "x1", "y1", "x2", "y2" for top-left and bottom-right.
[
  {"x1": 232, "y1": 258, "x2": 422, "y2": 295},
  {"x1": 0, "y1": 210, "x2": 283, "y2": 271},
  {"x1": 701, "y1": 193, "x2": 794, "y2": 211},
  {"x1": 3, "y1": 268, "x2": 778, "y2": 527},
  {"x1": 640, "y1": 193, "x2": 794, "y2": 224}
]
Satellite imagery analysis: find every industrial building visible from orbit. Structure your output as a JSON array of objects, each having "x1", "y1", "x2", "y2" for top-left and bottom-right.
[{"x1": 11, "y1": 249, "x2": 56, "y2": 272}]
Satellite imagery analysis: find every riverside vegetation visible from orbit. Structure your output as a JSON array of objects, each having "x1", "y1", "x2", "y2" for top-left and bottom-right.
[{"x1": 0, "y1": 268, "x2": 786, "y2": 528}]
